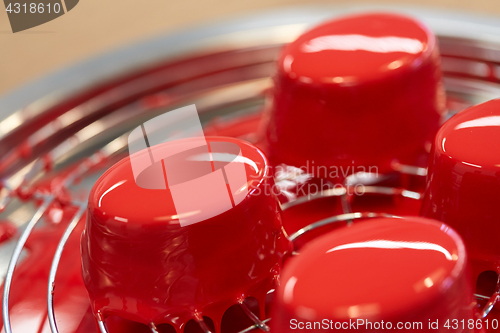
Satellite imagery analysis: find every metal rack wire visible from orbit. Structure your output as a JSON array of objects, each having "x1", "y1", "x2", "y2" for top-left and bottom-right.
[{"x1": 2, "y1": 7, "x2": 500, "y2": 333}]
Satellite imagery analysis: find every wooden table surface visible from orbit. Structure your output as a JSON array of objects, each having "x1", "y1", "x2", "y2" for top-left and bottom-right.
[{"x1": 1, "y1": 0, "x2": 499, "y2": 96}]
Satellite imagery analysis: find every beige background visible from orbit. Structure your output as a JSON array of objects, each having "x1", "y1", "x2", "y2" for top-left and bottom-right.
[{"x1": 1, "y1": 0, "x2": 500, "y2": 96}]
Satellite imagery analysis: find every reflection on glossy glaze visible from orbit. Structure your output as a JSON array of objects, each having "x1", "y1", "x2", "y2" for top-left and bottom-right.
[
  {"x1": 81, "y1": 136, "x2": 291, "y2": 332},
  {"x1": 264, "y1": 13, "x2": 445, "y2": 176},
  {"x1": 272, "y1": 217, "x2": 475, "y2": 332},
  {"x1": 421, "y1": 99, "x2": 500, "y2": 284}
]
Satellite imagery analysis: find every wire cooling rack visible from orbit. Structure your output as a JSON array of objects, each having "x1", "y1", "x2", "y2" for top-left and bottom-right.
[{"x1": 2, "y1": 6, "x2": 500, "y2": 333}]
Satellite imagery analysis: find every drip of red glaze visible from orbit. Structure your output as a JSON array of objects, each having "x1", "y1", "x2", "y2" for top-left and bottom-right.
[
  {"x1": 42, "y1": 154, "x2": 54, "y2": 172},
  {"x1": 0, "y1": 221, "x2": 16, "y2": 243},
  {"x1": 81, "y1": 136, "x2": 291, "y2": 332},
  {"x1": 15, "y1": 156, "x2": 107, "y2": 206},
  {"x1": 19, "y1": 141, "x2": 33, "y2": 159},
  {"x1": 140, "y1": 93, "x2": 172, "y2": 110},
  {"x1": 14, "y1": 165, "x2": 78, "y2": 203}
]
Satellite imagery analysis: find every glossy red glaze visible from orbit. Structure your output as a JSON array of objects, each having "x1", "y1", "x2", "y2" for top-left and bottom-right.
[
  {"x1": 264, "y1": 12, "x2": 445, "y2": 176},
  {"x1": 272, "y1": 217, "x2": 475, "y2": 332},
  {"x1": 81, "y1": 136, "x2": 291, "y2": 332},
  {"x1": 421, "y1": 99, "x2": 500, "y2": 285}
]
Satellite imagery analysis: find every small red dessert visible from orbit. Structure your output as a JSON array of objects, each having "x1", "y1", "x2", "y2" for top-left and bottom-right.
[
  {"x1": 81, "y1": 136, "x2": 291, "y2": 331},
  {"x1": 421, "y1": 99, "x2": 500, "y2": 286},
  {"x1": 272, "y1": 217, "x2": 475, "y2": 332},
  {"x1": 264, "y1": 12, "x2": 445, "y2": 176}
]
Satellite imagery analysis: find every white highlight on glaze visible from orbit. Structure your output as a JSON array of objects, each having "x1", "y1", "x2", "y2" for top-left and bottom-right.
[
  {"x1": 171, "y1": 210, "x2": 201, "y2": 220},
  {"x1": 301, "y1": 34, "x2": 424, "y2": 54},
  {"x1": 283, "y1": 276, "x2": 298, "y2": 304},
  {"x1": 326, "y1": 240, "x2": 453, "y2": 260},
  {"x1": 189, "y1": 152, "x2": 259, "y2": 173},
  {"x1": 283, "y1": 55, "x2": 294, "y2": 73},
  {"x1": 441, "y1": 137, "x2": 446, "y2": 153},
  {"x1": 455, "y1": 116, "x2": 500, "y2": 130},
  {"x1": 387, "y1": 60, "x2": 403, "y2": 69},
  {"x1": 98, "y1": 180, "x2": 126, "y2": 208},
  {"x1": 114, "y1": 216, "x2": 128, "y2": 223},
  {"x1": 296, "y1": 306, "x2": 317, "y2": 320},
  {"x1": 424, "y1": 277, "x2": 434, "y2": 288},
  {"x1": 462, "y1": 161, "x2": 482, "y2": 168}
]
